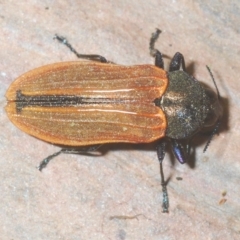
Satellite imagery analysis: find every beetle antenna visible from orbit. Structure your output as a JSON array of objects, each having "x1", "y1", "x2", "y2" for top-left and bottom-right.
[
  {"x1": 203, "y1": 66, "x2": 221, "y2": 152},
  {"x1": 203, "y1": 119, "x2": 221, "y2": 152},
  {"x1": 206, "y1": 66, "x2": 220, "y2": 99}
]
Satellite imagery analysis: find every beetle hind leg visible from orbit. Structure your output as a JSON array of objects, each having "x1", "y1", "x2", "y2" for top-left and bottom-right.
[
  {"x1": 54, "y1": 34, "x2": 108, "y2": 63},
  {"x1": 37, "y1": 145, "x2": 102, "y2": 171},
  {"x1": 37, "y1": 150, "x2": 62, "y2": 171}
]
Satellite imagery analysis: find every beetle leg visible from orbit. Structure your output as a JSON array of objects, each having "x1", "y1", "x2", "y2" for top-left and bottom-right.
[
  {"x1": 169, "y1": 52, "x2": 186, "y2": 72},
  {"x1": 60, "y1": 145, "x2": 103, "y2": 156},
  {"x1": 149, "y1": 29, "x2": 164, "y2": 69},
  {"x1": 37, "y1": 145, "x2": 102, "y2": 171},
  {"x1": 154, "y1": 51, "x2": 164, "y2": 69},
  {"x1": 54, "y1": 34, "x2": 108, "y2": 63},
  {"x1": 156, "y1": 140, "x2": 169, "y2": 213},
  {"x1": 170, "y1": 139, "x2": 187, "y2": 164},
  {"x1": 37, "y1": 150, "x2": 62, "y2": 171},
  {"x1": 156, "y1": 140, "x2": 166, "y2": 163}
]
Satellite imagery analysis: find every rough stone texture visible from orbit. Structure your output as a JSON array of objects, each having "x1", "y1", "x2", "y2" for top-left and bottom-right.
[{"x1": 0, "y1": 1, "x2": 239, "y2": 239}]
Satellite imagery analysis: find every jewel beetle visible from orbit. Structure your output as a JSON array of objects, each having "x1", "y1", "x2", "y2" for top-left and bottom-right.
[{"x1": 5, "y1": 29, "x2": 222, "y2": 212}]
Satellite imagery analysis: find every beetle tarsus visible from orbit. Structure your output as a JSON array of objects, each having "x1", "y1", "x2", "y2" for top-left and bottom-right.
[
  {"x1": 37, "y1": 150, "x2": 62, "y2": 171},
  {"x1": 149, "y1": 28, "x2": 161, "y2": 56},
  {"x1": 161, "y1": 182, "x2": 169, "y2": 213},
  {"x1": 150, "y1": 29, "x2": 164, "y2": 69},
  {"x1": 160, "y1": 161, "x2": 169, "y2": 213},
  {"x1": 54, "y1": 34, "x2": 108, "y2": 63},
  {"x1": 157, "y1": 141, "x2": 169, "y2": 212}
]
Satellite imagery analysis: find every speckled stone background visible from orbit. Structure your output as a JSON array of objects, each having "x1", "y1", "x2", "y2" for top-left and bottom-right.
[{"x1": 0, "y1": 1, "x2": 239, "y2": 239}]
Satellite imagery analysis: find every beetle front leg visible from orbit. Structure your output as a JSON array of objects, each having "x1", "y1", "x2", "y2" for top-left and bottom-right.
[
  {"x1": 169, "y1": 52, "x2": 186, "y2": 72},
  {"x1": 54, "y1": 35, "x2": 108, "y2": 63},
  {"x1": 156, "y1": 140, "x2": 169, "y2": 213}
]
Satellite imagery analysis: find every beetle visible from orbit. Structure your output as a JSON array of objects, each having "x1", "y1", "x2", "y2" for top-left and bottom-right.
[{"x1": 5, "y1": 29, "x2": 222, "y2": 212}]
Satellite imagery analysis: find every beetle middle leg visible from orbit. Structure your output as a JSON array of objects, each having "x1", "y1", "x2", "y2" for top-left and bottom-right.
[
  {"x1": 54, "y1": 34, "x2": 108, "y2": 63},
  {"x1": 37, "y1": 145, "x2": 102, "y2": 171}
]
